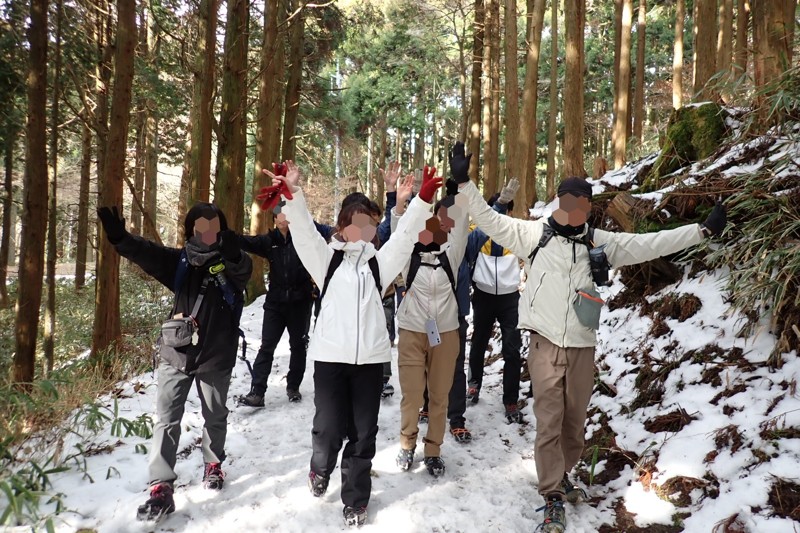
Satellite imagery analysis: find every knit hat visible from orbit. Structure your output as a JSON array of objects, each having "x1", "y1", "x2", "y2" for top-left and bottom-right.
[{"x1": 557, "y1": 177, "x2": 593, "y2": 199}]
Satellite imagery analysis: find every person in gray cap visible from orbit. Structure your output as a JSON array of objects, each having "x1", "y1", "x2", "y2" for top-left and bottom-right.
[{"x1": 448, "y1": 142, "x2": 726, "y2": 533}]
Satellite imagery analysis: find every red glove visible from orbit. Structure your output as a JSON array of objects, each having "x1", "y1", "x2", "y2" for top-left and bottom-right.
[
  {"x1": 417, "y1": 165, "x2": 442, "y2": 203},
  {"x1": 272, "y1": 162, "x2": 287, "y2": 176},
  {"x1": 256, "y1": 181, "x2": 293, "y2": 211}
]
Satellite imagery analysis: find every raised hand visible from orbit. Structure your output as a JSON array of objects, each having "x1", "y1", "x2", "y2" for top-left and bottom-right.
[
  {"x1": 701, "y1": 199, "x2": 727, "y2": 237},
  {"x1": 417, "y1": 165, "x2": 443, "y2": 203},
  {"x1": 218, "y1": 229, "x2": 241, "y2": 261},
  {"x1": 97, "y1": 206, "x2": 127, "y2": 244},
  {"x1": 396, "y1": 172, "x2": 415, "y2": 214},
  {"x1": 381, "y1": 161, "x2": 402, "y2": 193},
  {"x1": 449, "y1": 141, "x2": 472, "y2": 184},
  {"x1": 498, "y1": 177, "x2": 520, "y2": 205}
]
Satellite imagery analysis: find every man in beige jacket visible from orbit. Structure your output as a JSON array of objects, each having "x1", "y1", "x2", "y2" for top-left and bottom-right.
[{"x1": 448, "y1": 142, "x2": 726, "y2": 533}]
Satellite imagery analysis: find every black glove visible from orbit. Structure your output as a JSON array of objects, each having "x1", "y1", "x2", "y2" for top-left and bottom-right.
[
  {"x1": 701, "y1": 200, "x2": 727, "y2": 237},
  {"x1": 97, "y1": 206, "x2": 127, "y2": 244},
  {"x1": 445, "y1": 178, "x2": 459, "y2": 197},
  {"x1": 218, "y1": 229, "x2": 241, "y2": 261},
  {"x1": 449, "y1": 141, "x2": 472, "y2": 184}
]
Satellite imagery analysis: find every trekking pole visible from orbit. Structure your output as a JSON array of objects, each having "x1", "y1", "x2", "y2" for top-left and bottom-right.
[{"x1": 238, "y1": 329, "x2": 253, "y2": 379}]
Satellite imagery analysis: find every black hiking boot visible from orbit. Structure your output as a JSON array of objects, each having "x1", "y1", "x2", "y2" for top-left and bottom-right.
[
  {"x1": 449, "y1": 426, "x2": 472, "y2": 444},
  {"x1": 396, "y1": 448, "x2": 415, "y2": 471},
  {"x1": 561, "y1": 472, "x2": 588, "y2": 503},
  {"x1": 423, "y1": 456, "x2": 446, "y2": 477},
  {"x1": 504, "y1": 403, "x2": 524, "y2": 424},
  {"x1": 467, "y1": 386, "x2": 480, "y2": 404},
  {"x1": 136, "y1": 482, "x2": 175, "y2": 522},
  {"x1": 238, "y1": 392, "x2": 265, "y2": 407},
  {"x1": 381, "y1": 381, "x2": 395, "y2": 398},
  {"x1": 202, "y1": 462, "x2": 225, "y2": 490},
  {"x1": 308, "y1": 470, "x2": 329, "y2": 497},
  {"x1": 535, "y1": 494, "x2": 566, "y2": 532},
  {"x1": 287, "y1": 388, "x2": 302, "y2": 402},
  {"x1": 343, "y1": 505, "x2": 367, "y2": 528}
]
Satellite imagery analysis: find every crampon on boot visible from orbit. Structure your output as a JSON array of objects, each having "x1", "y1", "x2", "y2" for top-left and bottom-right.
[{"x1": 136, "y1": 482, "x2": 175, "y2": 522}]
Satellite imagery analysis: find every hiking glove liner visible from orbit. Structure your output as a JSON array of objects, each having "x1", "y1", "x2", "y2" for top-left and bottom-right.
[
  {"x1": 449, "y1": 141, "x2": 471, "y2": 184},
  {"x1": 218, "y1": 230, "x2": 241, "y2": 261},
  {"x1": 498, "y1": 178, "x2": 520, "y2": 205},
  {"x1": 418, "y1": 165, "x2": 443, "y2": 203},
  {"x1": 97, "y1": 206, "x2": 127, "y2": 244},
  {"x1": 701, "y1": 200, "x2": 727, "y2": 236}
]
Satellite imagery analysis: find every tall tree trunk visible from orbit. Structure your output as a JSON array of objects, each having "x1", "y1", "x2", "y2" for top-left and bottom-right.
[
  {"x1": 489, "y1": 0, "x2": 500, "y2": 197},
  {"x1": 44, "y1": 0, "x2": 64, "y2": 377},
  {"x1": 187, "y1": 0, "x2": 218, "y2": 206},
  {"x1": 75, "y1": 120, "x2": 91, "y2": 289},
  {"x1": 752, "y1": 0, "x2": 796, "y2": 125},
  {"x1": 282, "y1": 0, "x2": 303, "y2": 162},
  {"x1": 377, "y1": 116, "x2": 387, "y2": 207},
  {"x1": 563, "y1": 0, "x2": 586, "y2": 177},
  {"x1": 95, "y1": 1, "x2": 113, "y2": 186},
  {"x1": 504, "y1": 0, "x2": 520, "y2": 192},
  {"x1": 92, "y1": 0, "x2": 137, "y2": 361},
  {"x1": 545, "y1": 0, "x2": 559, "y2": 201},
  {"x1": 456, "y1": 9, "x2": 469, "y2": 141},
  {"x1": 518, "y1": 0, "x2": 545, "y2": 212},
  {"x1": 693, "y1": 0, "x2": 718, "y2": 101},
  {"x1": 633, "y1": 0, "x2": 646, "y2": 144},
  {"x1": 248, "y1": 0, "x2": 284, "y2": 301},
  {"x1": 733, "y1": 0, "x2": 750, "y2": 76},
  {"x1": 673, "y1": 0, "x2": 685, "y2": 108},
  {"x1": 14, "y1": 0, "x2": 48, "y2": 386},
  {"x1": 0, "y1": 135, "x2": 14, "y2": 307},
  {"x1": 717, "y1": 0, "x2": 734, "y2": 101},
  {"x1": 131, "y1": 112, "x2": 144, "y2": 235},
  {"x1": 214, "y1": 0, "x2": 249, "y2": 232},
  {"x1": 612, "y1": 0, "x2": 622, "y2": 148},
  {"x1": 143, "y1": 8, "x2": 159, "y2": 241},
  {"x1": 482, "y1": 0, "x2": 499, "y2": 198},
  {"x1": 613, "y1": 0, "x2": 632, "y2": 169},
  {"x1": 468, "y1": 0, "x2": 485, "y2": 182}
]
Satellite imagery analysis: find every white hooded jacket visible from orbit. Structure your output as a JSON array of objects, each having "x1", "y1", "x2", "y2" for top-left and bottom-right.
[
  {"x1": 460, "y1": 181, "x2": 705, "y2": 348},
  {"x1": 282, "y1": 190, "x2": 431, "y2": 364}
]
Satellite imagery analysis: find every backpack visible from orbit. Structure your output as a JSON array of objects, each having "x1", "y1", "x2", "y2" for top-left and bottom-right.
[
  {"x1": 528, "y1": 224, "x2": 595, "y2": 264},
  {"x1": 315, "y1": 249, "x2": 382, "y2": 318},
  {"x1": 405, "y1": 251, "x2": 456, "y2": 297}
]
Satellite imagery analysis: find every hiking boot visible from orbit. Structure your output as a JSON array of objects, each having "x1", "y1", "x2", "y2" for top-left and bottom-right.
[
  {"x1": 561, "y1": 473, "x2": 588, "y2": 503},
  {"x1": 450, "y1": 426, "x2": 472, "y2": 444},
  {"x1": 202, "y1": 462, "x2": 224, "y2": 490},
  {"x1": 308, "y1": 470, "x2": 329, "y2": 497},
  {"x1": 238, "y1": 392, "x2": 265, "y2": 407},
  {"x1": 381, "y1": 382, "x2": 395, "y2": 398},
  {"x1": 343, "y1": 505, "x2": 367, "y2": 528},
  {"x1": 396, "y1": 448, "x2": 415, "y2": 471},
  {"x1": 535, "y1": 494, "x2": 566, "y2": 532},
  {"x1": 418, "y1": 410, "x2": 429, "y2": 424},
  {"x1": 423, "y1": 456, "x2": 446, "y2": 477},
  {"x1": 467, "y1": 386, "x2": 480, "y2": 404},
  {"x1": 287, "y1": 389, "x2": 302, "y2": 402},
  {"x1": 504, "y1": 403, "x2": 524, "y2": 424},
  {"x1": 136, "y1": 482, "x2": 175, "y2": 521}
]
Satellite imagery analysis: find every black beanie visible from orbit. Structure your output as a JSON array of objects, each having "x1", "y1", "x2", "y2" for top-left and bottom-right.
[{"x1": 557, "y1": 177, "x2": 593, "y2": 199}]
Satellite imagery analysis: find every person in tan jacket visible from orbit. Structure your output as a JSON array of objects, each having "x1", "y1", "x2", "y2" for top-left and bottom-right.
[{"x1": 448, "y1": 141, "x2": 727, "y2": 533}]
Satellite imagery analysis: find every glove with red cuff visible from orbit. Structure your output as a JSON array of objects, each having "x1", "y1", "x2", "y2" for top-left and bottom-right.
[{"x1": 417, "y1": 165, "x2": 443, "y2": 203}]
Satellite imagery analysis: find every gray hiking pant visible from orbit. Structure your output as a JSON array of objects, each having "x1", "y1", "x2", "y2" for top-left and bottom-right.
[{"x1": 148, "y1": 361, "x2": 232, "y2": 485}]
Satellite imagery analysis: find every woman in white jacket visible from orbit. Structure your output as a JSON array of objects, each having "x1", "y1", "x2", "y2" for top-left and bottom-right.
[{"x1": 266, "y1": 161, "x2": 435, "y2": 528}]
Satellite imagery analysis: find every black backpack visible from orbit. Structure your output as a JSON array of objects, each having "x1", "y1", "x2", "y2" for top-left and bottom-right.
[
  {"x1": 405, "y1": 251, "x2": 456, "y2": 296},
  {"x1": 315, "y1": 249, "x2": 382, "y2": 318},
  {"x1": 528, "y1": 223, "x2": 595, "y2": 263}
]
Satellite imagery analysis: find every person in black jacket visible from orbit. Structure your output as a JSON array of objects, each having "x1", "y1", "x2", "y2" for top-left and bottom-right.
[
  {"x1": 237, "y1": 207, "x2": 319, "y2": 405},
  {"x1": 97, "y1": 202, "x2": 252, "y2": 522}
]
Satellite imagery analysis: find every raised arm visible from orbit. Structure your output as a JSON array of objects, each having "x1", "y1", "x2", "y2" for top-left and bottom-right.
[
  {"x1": 238, "y1": 233, "x2": 273, "y2": 258},
  {"x1": 375, "y1": 195, "x2": 432, "y2": 290},
  {"x1": 596, "y1": 224, "x2": 704, "y2": 268}
]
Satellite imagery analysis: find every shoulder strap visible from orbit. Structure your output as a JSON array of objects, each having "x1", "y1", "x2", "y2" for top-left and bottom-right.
[
  {"x1": 315, "y1": 250, "x2": 345, "y2": 318},
  {"x1": 189, "y1": 275, "x2": 211, "y2": 320},
  {"x1": 405, "y1": 253, "x2": 423, "y2": 291},
  {"x1": 583, "y1": 227, "x2": 595, "y2": 249},
  {"x1": 528, "y1": 224, "x2": 556, "y2": 263},
  {"x1": 405, "y1": 252, "x2": 456, "y2": 296},
  {"x1": 438, "y1": 253, "x2": 457, "y2": 295},
  {"x1": 367, "y1": 256, "x2": 382, "y2": 296}
]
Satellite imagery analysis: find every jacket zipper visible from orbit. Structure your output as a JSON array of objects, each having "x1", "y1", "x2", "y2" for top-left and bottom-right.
[
  {"x1": 563, "y1": 238, "x2": 575, "y2": 346},
  {"x1": 494, "y1": 256, "x2": 499, "y2": 295},
  {"x1": 354, "y1": 244, "x2": 367, "y2": 364}
]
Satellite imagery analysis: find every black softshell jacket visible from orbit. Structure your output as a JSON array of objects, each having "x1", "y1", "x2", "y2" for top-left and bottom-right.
[
  {"x1": 115, "y1": 234, "x2": 253, "y2": 374},
  {"x1": 239, "y1": 230, "x2": 313, "y2": 304}
]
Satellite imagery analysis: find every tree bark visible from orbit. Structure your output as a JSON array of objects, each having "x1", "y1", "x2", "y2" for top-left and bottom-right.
[
  {"x1": 504, "y1": 0, "x2": 520, "y2": 194},
  {"x1": 518, "y1": 0, "x2": 545, "y2": 212},
  {"x1": 378, "y1": 116, "x2": 387, "y2": 207},
  {"x1": 75, "y1": 119, "x2": 91, "y2": 289},
  {"x1": 44, "y1": 0, "x2": 64, "y2": 376},
  {"x1": 92, "y1": 0, "x2": 137, "y2": 361},
  {"x1": 673, "y1": 0, "x2": 685, "y2": 108},
  {"x1": 187, "y1": 0, "x2": 218, "y2": 206},
  {"x1": 143, "y1": 9, "x2": 159, "y2": 241},
  {"x1": 131, "y1": 111, "x2": 144, "y2": 235},
  {"x1": 214, "y1": 0, "x2": 249, "y2": 233},
  {"x1": 717, "y1": 0, "x2": 734, "y2": 101},
  {"x1": 0, "y1": 135, "x2": 14, "y2": 307},
  {"x1": 95, "y1": 1, "x2": 113, "y2": 186},
  {"x1": 282, "y1": 0, "x2": 304, "y2": 162},
  {"x1": 15, "y1": 0, "x2": 48, "y2": 386},
  {"x1": 612, "y1": 0, "x2": 622, "y2": 145},
  {"x1": 563, "y1": 0, "x2": 586, "y2": 177},
  {"x1": 733, "y1": 0, "x2": 750, "y2": 76},
  {"x1": 693, "y1": 0, "x2": 718, "y2": 101},
  {"x1": 633, "y1": 0, "x2": 646, "y2": 144},
  {"x1": 545, "y1": 0, "x2": 559, "y2": 201},
  {"x1": 468, "y1": 0, "x2": 485, "y2": 182},
  {"x1": 613, "y1": 0, "x2": 632, "y2": 169}
]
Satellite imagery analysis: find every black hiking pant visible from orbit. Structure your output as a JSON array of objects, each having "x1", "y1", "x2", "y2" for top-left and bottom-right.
[
  {"x1": 422, "y1": 315, "x2": 468, "y2": 428},
  {"x1": 251, "y1": 299, "x2": 312, "y2": 395},
  {"x1": 310, "y1": 361, "x2": 383, "y2": 508},
  {"x1": 468, "y1": 289, "x2": 522, "y2": 406}
]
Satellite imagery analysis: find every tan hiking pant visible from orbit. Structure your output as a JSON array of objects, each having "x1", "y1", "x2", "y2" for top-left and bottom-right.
[
  {"x1": 529, "y1": 333, "x2": 595, "y2": 496},
  {"x1": 398, "y1": 328, "x2": 460, "y2": 457}
]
